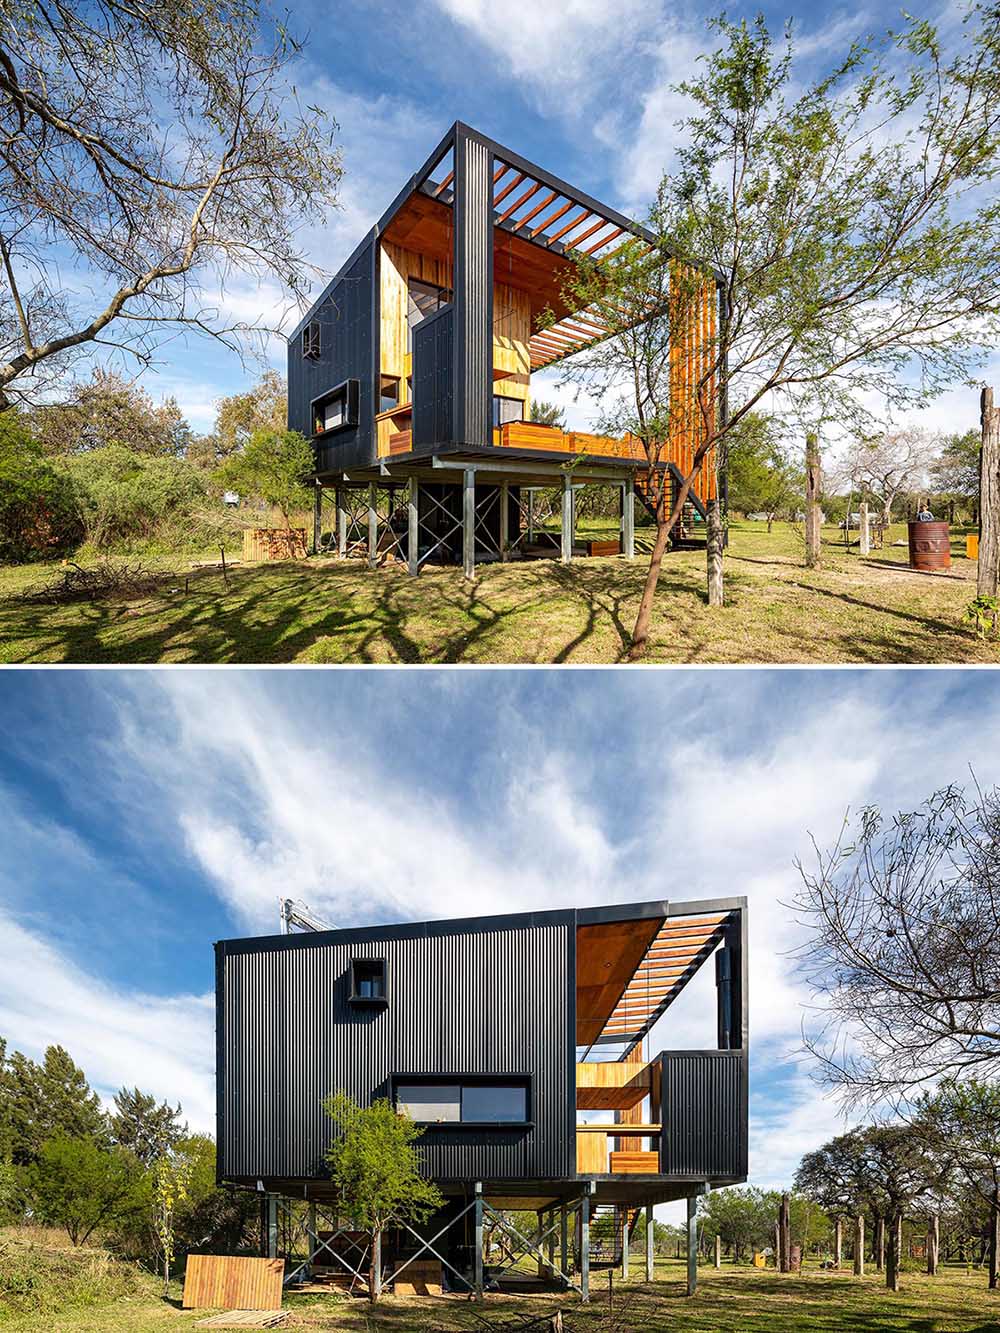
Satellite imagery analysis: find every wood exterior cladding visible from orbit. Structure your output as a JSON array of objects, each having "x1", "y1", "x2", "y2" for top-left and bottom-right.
[
  {"x1": 182, "y1": 1256, "x2": 284, "y2": 1311},
  {"x1": 576, "y1": 1061, "x2": 652, "y2": 1110}
]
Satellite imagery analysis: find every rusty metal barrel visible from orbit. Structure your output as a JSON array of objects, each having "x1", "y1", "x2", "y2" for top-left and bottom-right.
[{"x1": 908, "y1": 520, "x2": 951, "y2": 571}]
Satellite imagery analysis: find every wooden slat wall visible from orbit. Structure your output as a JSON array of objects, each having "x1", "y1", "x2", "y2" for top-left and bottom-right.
[
  {"x1": 243, "y1": 529, "x2": 307, "y2": 562},
  {"x1": 493, "y1": 282, "x2": 531, "y2": 412},
  {"x1": 668, "y1": 265, "x2": 717, "y2": 506},
  {"x1": 576, "y1": 1132, "x2": 608, "y2": 1175},
  {"x1": 181, "y1": 1256, "x2": 285, "y2": 1311},
  {"x1": 576, "y1": 1061, "x2": 650, "y2": 1110}
]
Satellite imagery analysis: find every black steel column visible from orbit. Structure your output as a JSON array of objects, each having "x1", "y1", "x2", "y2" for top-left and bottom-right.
[{"x1": 452, "y1": 128, "x2": 493, "y2": 448}]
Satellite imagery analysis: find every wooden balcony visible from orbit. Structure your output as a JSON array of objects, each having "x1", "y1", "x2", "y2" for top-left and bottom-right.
[
  {"x1": 493, "y1": 421, "x2": 645, "y2": 461},
  {"x1": 576, "y1": 1060, "x2": 652, "y2": 1110},
  {"x1": 575, "y1": 1125, "x2": 661, "y2": 1175}
]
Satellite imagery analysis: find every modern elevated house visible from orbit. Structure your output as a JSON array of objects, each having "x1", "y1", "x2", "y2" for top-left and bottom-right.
[
  {"x1": 287, "y1": 122, "x2": 723, "y2": 577},
  {"x1": 215, "y1": 895, "x2": 748, "y2": 1299}
]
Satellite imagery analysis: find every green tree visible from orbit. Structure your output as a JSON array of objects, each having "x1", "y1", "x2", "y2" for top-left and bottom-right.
[
  {"x1": 859, "y1": 1124, "x2": 944, "y2": 1291},
  {"x1": 209, "y1": 370, "x2": 288, "y2": 465},
  {"x1": 0, "y1": 413, "x2": 82, "y2": 561},
  {"x1": 921, "y1": 1078, "x2": 1000, "y2": 1287},
  {"x1": 529, "y1": 399, "x2": 566, "y2": 429},
  {"x1": 26, "y1": 1136, "x2": 144, "y2": 1245},
  {"x1": 216, "y1": 427, "x2": 313, "y2": 529},
  {"x1": 28, "y1": 371, "x2": 191, "y2": 457},
  {"x1": 698, "y1": 1186, "x2": 775, "y2": 1263},
  {"x1": 152, "y1": 1152, "x2": 192, "y2": 1295},
  {"x1": 0, "y1": 3, "x2": 340, "y2": 410},
  {"x1": 1, "y1": 1042, "x2": 107, "y2": 1165},
  {"x1": 932, "y1": 429, "x2": 981, "y2": 518},
  {"x1": 323, "y1": 1093, "x2": 443, "y2": 1303},
  {"x1": 726, "y1": 414, "x2": 800, "y2": 528},
  {"x1": 63, "y1": 444, "x2": 205, "y2": 550},
  {"x1": 110, "y1": 1088, "x2": 186, "y2": 1169},
  {"x1": 559, "y1": 8, "x2": 1000, "y2": 654}
]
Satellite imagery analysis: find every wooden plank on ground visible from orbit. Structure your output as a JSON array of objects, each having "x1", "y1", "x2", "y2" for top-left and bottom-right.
[
  {"x1": 195, "y1": 1312, "x2": 287, "y2": 1328},
  {"x1": 182, "y1": 1255, "x2": 284, "y2": 1311}
]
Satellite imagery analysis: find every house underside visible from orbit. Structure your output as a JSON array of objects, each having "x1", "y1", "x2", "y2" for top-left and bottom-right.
[
  {"x1": 288, "y1": 122, "x2": 724, "y2": 578},
  {"x1": 215, "y1": 896, "x2": 746, "y2": 1299}
]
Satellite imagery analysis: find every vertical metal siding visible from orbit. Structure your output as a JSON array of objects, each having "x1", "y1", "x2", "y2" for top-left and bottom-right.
[
  {"x1": 412, "y1": 307, "x2": 454, "y2": 446},
  {"x1": 452, "y1": 131, "x2": 492, "y2": 447},
  {"x1": 287, "y1": 238, "x2": 375, "y2": 473},
  {"x1": 660, "y1": 1051, "x2": 746, "y2": 1180},
  {"x1": 219, "y1": 921, "x2": 571, "y2": 1184}
]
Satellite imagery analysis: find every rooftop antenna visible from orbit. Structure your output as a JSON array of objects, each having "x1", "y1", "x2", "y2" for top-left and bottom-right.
[{"x1": 279, "y1": 898, "x2": 334, "y2": 935}]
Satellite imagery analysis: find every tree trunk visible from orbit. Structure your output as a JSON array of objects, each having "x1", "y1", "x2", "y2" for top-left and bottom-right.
[
  {"x1": 854, "y1": 1214, "x2": 864, "y2": 1277},
  {"x1": 886, "y1": 1212, "x2": 901, "y2": 1292},
  {"x1": 990, "y1": 1185, "x2": 1000, "y2": 1290},
  {"x1": 927, "y1": 1214, "x2": 939, "y2": 1277},
  {"x1": 707, "y1": 498, "x2": 724, "y2": 606},
  {"x1": 834, "y1": 1217, "x2": 842, "y2": 1269},
  {"x1": 779, "y1": 1194, "x2": 791, "y2": 1273},
  {"x1": 715, "y1": 1233, "x2": 721, "y2": 1269},
  {"x1": 876, "y1": 1214, "x2": 885, "y2": 1272},
  {"x1": 979, "y1": 386, "x2": 1000, "y2": 599},
  {"x1": 805, "y1": 432, "x2": 821, "y2": 568},
  {"x1": 630, "y1": 516, "x2": 673, "y2": 659},
  {"x1": 767, "y1": 512, "x2": 774, "y2": 533},
  {"x1": 859, "y1": 501, "x2": 870, "y2": 556}
]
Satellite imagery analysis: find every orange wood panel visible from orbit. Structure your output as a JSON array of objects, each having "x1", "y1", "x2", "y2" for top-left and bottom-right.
[
  {"x1": 577, "y1": 1133, "x2": 609, "y2": 1174},
  {"x1": 182, "y1": 1256, "x2": 284, "y2": 1311},
  {"x1": 609, "y1": 1151, "x2": 659, "y2": 1175}
]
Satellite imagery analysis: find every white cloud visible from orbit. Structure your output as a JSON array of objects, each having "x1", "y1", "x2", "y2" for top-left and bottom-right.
[{"x1": 0, "y1": 911, "x2": 215, "y2": 1131}]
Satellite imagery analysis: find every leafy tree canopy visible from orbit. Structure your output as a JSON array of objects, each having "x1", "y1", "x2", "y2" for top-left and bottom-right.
[
  {"x1": 26, "y1": 1136, "x2": 145, "y2": 1246},
  {"x1": 215, "y1": 427, "x2": 313, "y2": 526},
  {"x1": 110, "y1": 1088, "x2": 187, "y2": 1168}
]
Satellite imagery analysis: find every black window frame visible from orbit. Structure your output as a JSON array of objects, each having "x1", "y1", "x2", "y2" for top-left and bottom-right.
[
  {"x1": 492, "y1": 395, "x2": 524, "y2": 429},
  {"x1": 379, "y1": 374, "x2": 401, "y2": 413},
  {"x1": 390, "y1": 1073, "x2": 532, "y2": 1129},
  {"x1": 311, "y1": 379, "x2": 360, "y2": 437},
  {"x1": 303, "y1": 319, "x2": 321, "y2": 360},
  {"x1": 349, "y1": 957, "x2": 388, "y2": 1007}
]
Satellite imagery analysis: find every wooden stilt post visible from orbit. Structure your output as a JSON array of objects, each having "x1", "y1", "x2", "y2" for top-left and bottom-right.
[
  {"x1": 854, "y1": 1214, "x2": 865, "y2": 1277},
  {"x1": 646, "y1": 1204, "x2": 655, "y2": 1281},
  {"x1": 927, "y1": 1213, "x2": 939, "y2": 1277},
  {"x1": 859, "y1": 500, "x2": 870, "y2": 556},
  {"x1": 686, "y1": 1195, "x2": 698, "y2": 1296},
  {"x1": 408, "y1": 478, "x2": 419, "y2": 576},
  {"x1": 561, "y1": 476, "x2": 573, "y2": 563},
  {"x1": 714, "y1": 1233, "x2": 721, "y2": 1269},
  {"x1": 834, "y1": 1217, "x2": 842, "y2": 1269},
  {"x1": 779, "y1": 1194, "x2": 791, "y2": 1273},
  {"x1": 990, "y1": 1185, "x2": 999, "y2": 1290},
  {"x1": 980, "y1": 386, "x2": 1000, "y2": 599},
  {"x1": 805, "y1": 432, "x2": 821, "y2": 569},
  {"x1": 623, "y1": 478, "x2": 635, "y2": 560},
  {"x1": 367, "y1": 483, "x2": 377, "y2": 569},
  {"x1": 463, "y1": 469, "x2": 476, "y2": 580}
]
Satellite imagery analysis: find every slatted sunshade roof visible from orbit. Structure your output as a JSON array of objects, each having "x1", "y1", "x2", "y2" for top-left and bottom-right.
[
  {"x1": 415, "y1": 148, "x2": 655, "y2": 370},
  {"x1": 576, "y1": 910, "x2": 735, "y2": 1055}
]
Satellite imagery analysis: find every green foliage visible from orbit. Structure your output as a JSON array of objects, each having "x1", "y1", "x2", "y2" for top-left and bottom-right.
[
  {"x1": 209, "y1": 370, "x2": 288, "y2": 465},
  {"x1": 324, "y1": 1092, "x2": 443, "y2": 1300},
  {"x1": 28, "y1": 371, "x2": 191, "y2": 458},
  {"x1": 152, "y1": 1152, "x2": 191, "y2": 1293},
  {"x1": 921, "y1": 1077, "x2": 1000, "y2": 1199},
  {"x1": 62, "y1": 444, "x2": 206, "y2": 551},
  {"x1": 0, "y1": 413, "x2": 83, "y2": 562},
  {"x1": 699, "y1": 1186, "x2": 829, "y2": 1261},
  {"x1": 964, "y1": 595, "x2": 1000, "y2": 640},
  {"x1": 1, "y1": 1040, "x2": 107, "y2": 1166},
  {"x1": 932, "y1": 430, "x2": 981, "y2": 511},
  {"x1": 110, "y1": 1088, "x2": 186, "y2": 1168},
  {"x1": 726, "y1": 414, "x2": 801, "y2": 520},
  {"x1": 26, "y1": 1137, "x2": 145, "y2": 1246},
  {"x1": 215, "y1": 427, "x2": 314, "y2": 527},
  {"x1": 529, "y1": 399, "x2": 567, "y2": 429}
]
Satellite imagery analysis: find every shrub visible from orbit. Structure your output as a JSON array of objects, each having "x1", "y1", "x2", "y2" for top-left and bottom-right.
[
  {"x1": 0, "y1": 414, "x2": 83, "y2": 562},
  {"x1": 964, "y1": 595, "x2": 1000, "y2": 641},
  {"x1": 25, "y1": 1137, "x2": 146, "y2": 1246},
  {"x1": 0, "y1": 1232, "x2": 145, "y2": 1316},
  {"x1": 215, "y1": 428, "x2": 314, "y2": 528},
  {"x1": 62, "y1": 445, "x2": 206, "y2": 551}
]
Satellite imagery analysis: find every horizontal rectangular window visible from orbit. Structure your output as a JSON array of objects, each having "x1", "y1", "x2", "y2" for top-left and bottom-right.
[
  {"x1": 394, "y1": 1077, "x2": 529, "y2": 1125},
  {"x1": 311, "y1": 379, "x2": 359, "y2": 436},
  {"x1": 493, "y1": 395, "x2": 523, "y2": 428}
]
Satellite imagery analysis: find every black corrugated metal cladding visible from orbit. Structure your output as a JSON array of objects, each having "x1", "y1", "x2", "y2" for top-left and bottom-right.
[
  {"x1": 218, "y1": 918, "x2": 572, "y2": 1184},
  {"x1": 660, "y1": 1050, "x2": 747, "y2": 1179},
  {"x1": 286, "y1": 237, "x2": 375, "y2": 472}
]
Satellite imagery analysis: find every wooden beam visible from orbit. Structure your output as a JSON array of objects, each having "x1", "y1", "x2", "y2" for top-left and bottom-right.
[
  {"x1": 434, "y1": 170, "x2": 454, "y2": 196},
  {"x1": 583, "y1": 226, "x2": 624, "y2": 256},
  {"x1": 514, "y1": 190, "x2": 558, "y2": 231},
  {"x1": 532, "y1": 197, "x2": 574, "y2": 238},
  {"x1": 498, "y1": 181, "x2": 543, "y2": 224},
  {"x1": 566, "y1": 218, "x2": 614, "y2": 251},
  {"x1": 493, "y1": 172, "x2": 526, "y2": 208},
  {"x1": 547, "y1": 208, "x2": 593, "y2": 246}
]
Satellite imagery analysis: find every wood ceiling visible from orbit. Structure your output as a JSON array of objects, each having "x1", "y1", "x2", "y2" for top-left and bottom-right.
[
  {"x1": 381, "y1": 156, "x2": 654, "y2": 370},
  {"x1": 576, "y1": 911, "x2": 734, "y2": 1051}
]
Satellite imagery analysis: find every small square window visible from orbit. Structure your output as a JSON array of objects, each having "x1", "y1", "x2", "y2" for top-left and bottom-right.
[
  {"x1": 380, "y1": 376, "x2": 400, "y2": 413},
  {"x1": 350, "y1": 958, "x2": 387, "y2": 1005},
  {"x1": 303, "y1": 320, "x2": 321, "y2": 360}
]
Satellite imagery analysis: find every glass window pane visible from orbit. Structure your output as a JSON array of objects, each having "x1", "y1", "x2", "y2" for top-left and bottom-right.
[
  {"x1": 396, "y1": 1085, "x2": 461, "y2": 1122},
  {"x1": 462, "y1": 1084, "x2": 526, "y2": 1122}
]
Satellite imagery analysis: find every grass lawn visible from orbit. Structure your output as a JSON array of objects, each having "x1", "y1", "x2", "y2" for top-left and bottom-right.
[
  {"x1": 0, "y1": 520, "x2": 992, "y2": 665},
  {"x1": 4, "y1": 1245, "x2": 1000, "y2": 1333}
]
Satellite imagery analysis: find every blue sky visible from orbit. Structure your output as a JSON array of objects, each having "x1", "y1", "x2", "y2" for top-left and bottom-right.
[
  {"x1": 110, "y1": 0, "x2": 993, "y2": 441},
  {"x1": 3, "y1": 666, "x2": 1000, "y2": 1214}
]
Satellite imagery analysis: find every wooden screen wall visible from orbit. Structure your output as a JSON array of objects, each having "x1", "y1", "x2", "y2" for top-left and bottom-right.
[
  {"x1": 181, "y1": 1255, "x2": 284, "y2": 1311},
  {"x1": 379, "y1": 242, "x2": 530, "y2": 415},
  {"x1": 667, "y1": 265, "x2": 718, "y2": 505}
]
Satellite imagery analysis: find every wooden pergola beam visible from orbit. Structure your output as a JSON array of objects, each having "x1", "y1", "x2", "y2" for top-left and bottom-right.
[
  {"x1": 532, "y1": 197, "x2": 574, "y2": 238},
  {"x1": 493, "y1": 171, "x2": 526, "y2": 208},
  {"x1": 498, "y1": 180, "x2": 543, "y2": 224},
  {"x1": 514, "y1": 189, "x2": 559, "y2": 232},
  {"x1": 546, "y1": 208, "x2": 593, "y2": 246}
]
